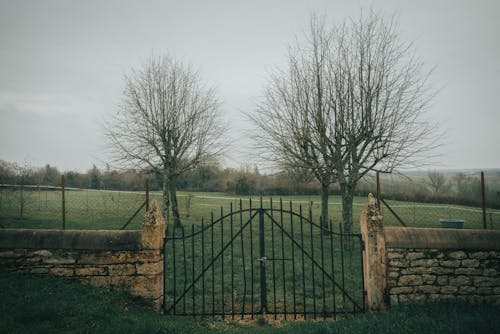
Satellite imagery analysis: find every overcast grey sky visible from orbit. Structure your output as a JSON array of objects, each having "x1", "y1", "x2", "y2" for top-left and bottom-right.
[{"x1": 0, "y1": 0, "x2": 499, "y2": 172}]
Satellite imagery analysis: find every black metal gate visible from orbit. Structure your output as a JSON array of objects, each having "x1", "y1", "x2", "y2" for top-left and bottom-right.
[{"x1": 163, "y1": 198, "x2": 365, "y2": 319}]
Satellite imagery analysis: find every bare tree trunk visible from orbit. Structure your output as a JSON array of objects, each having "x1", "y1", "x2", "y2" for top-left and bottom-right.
[
  {"x1": 341, "y1": 181, "x2": 357, "y2": 248},
  {"x1": 162, "y1": 172, "x2": 170, "y2": 226},
  {"x1": 169, "y1": 175, "x2": 181, "y2": 228},
  {"x1": 340, "y1": 182, "x2": 355, "y2": 234},
  {"x1": 320, "y1": 182, "x2": 329, "y2": 232}
]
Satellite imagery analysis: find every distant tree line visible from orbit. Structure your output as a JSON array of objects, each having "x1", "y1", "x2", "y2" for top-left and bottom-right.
[{"x1": 0, "y1": 160, "x2": 498, "y2": 209}]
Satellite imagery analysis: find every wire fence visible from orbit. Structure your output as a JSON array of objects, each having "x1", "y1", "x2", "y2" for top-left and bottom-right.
[
  {"x1": 0, "y1": 183, "x2": 149, "y2": 230},
  {"x1": 1, "y1": 170, "x2": 499, "y2": 231},
  {"x1": 375, "y1": 170, "x2": 500, "y2": 230}
]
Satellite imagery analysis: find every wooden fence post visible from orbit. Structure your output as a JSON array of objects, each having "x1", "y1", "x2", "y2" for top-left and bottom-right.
[
  {"x1": 481, "y1": 171, "x2": 487, "y2": 230},
  {"x1": 61, "y1": 174, "x2": 66, "y2": 230}
]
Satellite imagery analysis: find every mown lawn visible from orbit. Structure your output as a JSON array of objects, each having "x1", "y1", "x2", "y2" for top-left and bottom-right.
[{"x1": 1, "y1": 273, "x2": 499, "y2": 334}]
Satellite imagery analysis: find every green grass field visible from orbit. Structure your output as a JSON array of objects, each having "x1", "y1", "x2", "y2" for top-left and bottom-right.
[
  {"x1": 1, "y1": 273, "x2": 499, "y2": 334},
  {"x1": 0, "y1": 188, "x2": 499, "y2": 231},
  {"x1": 1, "y1": 191, "x2": 499, "y2": 331},
  {"x1": 2, "y1": 187, "x2": 498, "y2": 321}
]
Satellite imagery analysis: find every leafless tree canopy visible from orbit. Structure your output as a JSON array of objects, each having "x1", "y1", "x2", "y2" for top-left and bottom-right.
[
  {"x1": 107, "y1": 55, "x2": 224, "y2": 226},
  {"x1": 252, "y1": 13, "x2": 439, "y2": 232}
]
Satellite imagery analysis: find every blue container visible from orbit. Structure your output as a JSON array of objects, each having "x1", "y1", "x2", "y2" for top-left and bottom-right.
[{"x1": 439, "y1": 219, "x2": 464, "y2": 229}]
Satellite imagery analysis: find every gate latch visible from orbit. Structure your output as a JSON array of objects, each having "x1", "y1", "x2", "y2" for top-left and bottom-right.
[{"x1": 258, "y1": 256, "x2": 267, "y2": 263}]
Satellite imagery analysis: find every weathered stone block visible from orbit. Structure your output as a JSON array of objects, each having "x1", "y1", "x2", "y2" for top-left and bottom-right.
[
  {"x1": 435, "y1": 252, "x2": 445, "y2": 259},
  {"x1": 390, "y1": 286, "x2": 414, "y2": 294},
  {"x1": 417, "y1": 285, "x2": 440, "y2": 294},
  {"x1": 494, "y1": 287, "x2": 500, "y2": 294},
  {"x1": 406, "y1": 293, "x2": 426, "y2": 303},
  {"x1": 440, "y1": 286, "x2": 458, "y2": 294},
  {"x1": 387, "y1": 252, "x2": 404, "y2": 260},
  {"x1": 107, "y1": 264, "x2": 135, "y2": 276},
  {"x1": 448, "y1": 251, "x2": 467, "y2": 260},
  {"x1": 388, "y1": 270, "x2": 400, "y2": 278},
  {"x1": 33, "y1": 250, "x2": 53, "y2": 257},
  {"x1": 423, "y1": 267, "x2": 454, "y2": 275},
  {"x1": 137, "y1": 250, "x2": 163, "y2": 262},
  {"x1": 470, "y1": 251, "x2": 489, "y2": 260},
  {"x1": 412, "y1": 259, "x2": 437, "y2": 267},
  {"x1": 455, "y1": 268, "x2": 481, "y2": 275},
  {"x1": 461, "y1": 259, "x2": 480, "y2": 268},
  {"x1": 422, "y1": 274, "x2": 436, "y2": 284},
  {"x1": 389, "y1": 259, "x2": 409, "y2": 268},
  {"x1": 458, "y1": 286, "x2": 476, "y2": 294},
  {"x1": 75, "y1": 266, "x2": 107, "y2": 276},
  {"x1": 474, "y1": 276, "x2": 494, "y2": 287},
  {"x1": 25, "y1": 256, "x2": 43, "y2": 264},
  {"x1": 388, "y1": 278, "x2": 398, "y2": 286},
  {"x1": 51, "y1": 267, "x2": 74, "y2": 276},
  {"x1": 129, "y1": 275, "x2": 162, "y2": 299},
  {"x1": 136, "y1": 261, "x2": 163, "y2": 275},
  {"x1": 110, "y1": 251, "x2": 140, "y2": 264},
  {"x1": 398, "y1": 275, "x2": 423, "y2": 286},
  {"x1": 482, "y1": 268, "x2": 497, "y2": 277},
  {"x1": 437, "y1": 275, "x2": 448, "y2": 286},
  {"x1": 449, "y1": 275, "x2": 471, "y2": 286},
  {"x1": 441, "y1": 260, "x2": 460, "y2": 268},
  {"x1": 44, "y1": 257, "x2": 76, "y2": 265},
  {"x1": 401, "y1": 267, "x2": 424, "y2": 275},
  {"x1": 31, "y1": 267, "x2": 49, "y2": 274},
  {"x1": 406, "y1": 252, "x2": 424, "y2": 260},
  {"x1": 110, "y1": 275, "x2": 134, "y2": 287}
]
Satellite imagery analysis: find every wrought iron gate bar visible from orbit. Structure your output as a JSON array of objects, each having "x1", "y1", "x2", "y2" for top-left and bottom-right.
[
  {"x1": 165, "y1": 207, "x2": 360, "y2": 241},
  {"x1": 270, "y1": 201, "x2": 277, "y2": 317},
  {"x1": 163, "y1": 198, "x2": 365, "y2": 318},
  {"x1": 280, "y1": 200, "x2": 287, "y2": 319},
  {"x1": 289, "y1": 199, "x2": 297, "y2": 319},
  {"x1": 164, "y1": 211, "x2": 258, "y2": 314},
  {"x1": 262, "y1": 210, "x2": 364, "y2": 310}
]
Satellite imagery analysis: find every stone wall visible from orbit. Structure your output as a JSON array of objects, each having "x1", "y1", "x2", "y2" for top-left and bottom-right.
[
  {"x1": 384, "y1": 226, "x2": 500, "y2": 306},
  {"x1": 0, "y1": 200, "x2": 165, "y2": 311},
  {"x1": 386, "y1": 247, "x2": 500, "y2": 305},
  {"x1": 360, "y1": 194, "x2": 500, "y2": 311}
]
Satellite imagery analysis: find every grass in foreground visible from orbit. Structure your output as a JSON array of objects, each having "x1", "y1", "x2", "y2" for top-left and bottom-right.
[{"x1": 1, "y1": 273, "x2": 499, "y2": 334}]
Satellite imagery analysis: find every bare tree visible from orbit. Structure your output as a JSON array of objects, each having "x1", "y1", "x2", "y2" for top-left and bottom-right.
[
  {"x1": 252, "y1": 13, "x2": 438, "y2": 234},
  {"x1": 106, "y1": 55, "x2": 225, "y2": 227},
  {"x1": 251, "y1": 17, "x2": 338, "y2": 230},
  {"x1": 427, "y1": 170, "x2": 449, "y2": 194}
]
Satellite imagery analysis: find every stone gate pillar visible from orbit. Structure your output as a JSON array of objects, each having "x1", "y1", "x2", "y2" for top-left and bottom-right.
[
  {"x1": 140, "y1": 199, "x2": 166, "y2": 311},
  {"x1": 360, "y1": 193, "x2": 387, "y2": 311}
]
